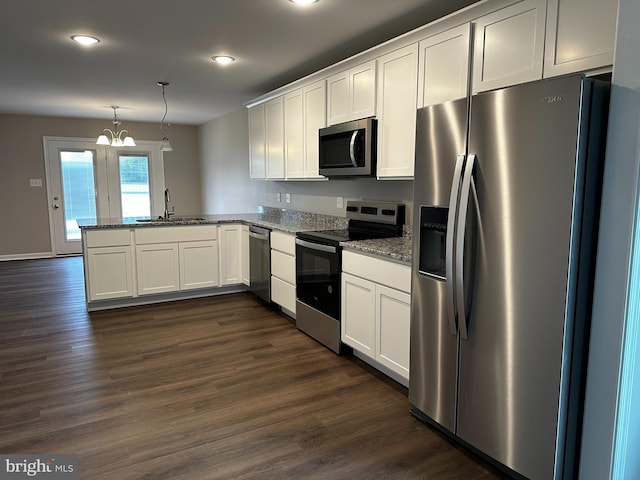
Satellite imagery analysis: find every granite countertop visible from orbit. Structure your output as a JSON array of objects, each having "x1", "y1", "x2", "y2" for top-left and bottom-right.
[
  {"x1": 341, "y1": 235, "x2": 413, "y2": 264},
  {"x1": 77, "y1": 207, "x2": 414, "y2": 263}
]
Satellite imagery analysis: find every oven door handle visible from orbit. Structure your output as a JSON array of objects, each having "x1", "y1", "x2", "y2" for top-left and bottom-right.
[{"x1": 295, "y1": 238, "x2": 337, "y2": 254}]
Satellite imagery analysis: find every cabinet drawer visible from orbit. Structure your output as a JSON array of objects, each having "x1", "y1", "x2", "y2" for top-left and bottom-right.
[
  {"x1": 271, "y1": 250, "x2": 296, "y2": 285},
  {"x1": 342, "y1": 250, "x2": 411, "y2": 293},
  {"x1": 271, "y1": 230, "x2": 296, "y2": 255},
  {"x1": 271, "y1": 276, "x2": 296, "y2": 313},
  {"x1": 135, "y1": 225, "x2": 217, "y2": 244},
  {"x1": 85, "y1": 229, "x2": 131, "y2": 247}
]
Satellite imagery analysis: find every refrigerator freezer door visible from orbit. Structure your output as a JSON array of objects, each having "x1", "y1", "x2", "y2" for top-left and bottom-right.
[
  {"x1": 409, "y1": 97, "x2": 468, "y2": 433},
  {"x1": 456, "y1": 76, "x2": 586, "y2": 479}
]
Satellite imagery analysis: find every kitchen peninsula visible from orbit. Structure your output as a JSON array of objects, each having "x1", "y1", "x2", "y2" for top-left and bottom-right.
[{"x1": 78, "y1": 208, "x2": 412, "y2": 312}]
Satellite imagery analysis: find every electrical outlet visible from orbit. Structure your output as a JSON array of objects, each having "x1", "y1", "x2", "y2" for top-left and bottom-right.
[
  {"x1": 30, "y1": 178, "x2": 42, "y2": 187},
  {"x1": 285, "y1": 193, "x2": 291, "y2": 204},
  {"x1": 276, "y1": 192, "x2": 281, "y2": 202},
  {"x1": 336, "y1": 196, "x2": 343, "y2": 209}
]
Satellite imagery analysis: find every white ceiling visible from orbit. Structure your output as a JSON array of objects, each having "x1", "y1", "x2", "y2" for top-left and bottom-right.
[{"x1": 0, "y1": 0, "x2": 478, "y2": 125}]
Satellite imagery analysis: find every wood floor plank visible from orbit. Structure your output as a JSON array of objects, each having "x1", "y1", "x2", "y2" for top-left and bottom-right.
[{"x1": 0, "y1": 257, "x2": 506, "y2": 479}]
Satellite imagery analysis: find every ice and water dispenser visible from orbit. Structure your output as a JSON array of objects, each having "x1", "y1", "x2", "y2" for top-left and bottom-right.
[{"x1": 418, "y1": 206, "x2": 448, "y2": 280}]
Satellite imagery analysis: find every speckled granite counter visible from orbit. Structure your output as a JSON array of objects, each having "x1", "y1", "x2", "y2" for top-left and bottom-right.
[
  {"x1": 77, "y1": 208, "x2": 348, "y2": 235},
  {"x1": 341, "y1": 234, "x2": 412, "y2": 264}
]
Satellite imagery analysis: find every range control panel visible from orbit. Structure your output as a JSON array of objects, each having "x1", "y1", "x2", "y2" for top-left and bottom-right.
[{"x1": 346, "y1": 200, "x2": 405, "y2": 226}]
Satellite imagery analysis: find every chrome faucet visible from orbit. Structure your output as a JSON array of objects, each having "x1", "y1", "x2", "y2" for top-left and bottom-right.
[{"x1": 163, "y1": 188, "x2": 175, "y2": 219}]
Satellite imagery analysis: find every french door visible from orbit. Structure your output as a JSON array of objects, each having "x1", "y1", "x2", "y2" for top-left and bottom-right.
[{"x1": 44, "y1": 137, "x2": 165, "y2": 256}]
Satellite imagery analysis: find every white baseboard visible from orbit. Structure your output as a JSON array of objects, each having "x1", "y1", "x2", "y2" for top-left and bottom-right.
[{"x1": 0, "y1": 252, "x2": 54, "y2": 262}]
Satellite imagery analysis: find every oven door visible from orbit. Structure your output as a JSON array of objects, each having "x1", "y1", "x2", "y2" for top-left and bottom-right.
[{"x1": 295, "y1": 238, "x2": 341, "y2": 320}]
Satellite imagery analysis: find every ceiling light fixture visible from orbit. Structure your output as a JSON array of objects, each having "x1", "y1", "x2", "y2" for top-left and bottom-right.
[
  {"x1": 289, "y1": 0, "x2": 319, "y2": 5},
  {"x1": 157, "y1": 81, "x2": 173, "y2": 152},
  {"x1": 212, "y1": 55, "x2": 235, "y2": 65},
  {"x1": 96, "y1": 106, "x2": 136, "y2": 147},
  {"x1": 71, "y1": 35, "x2": 100, "y2": 45}
]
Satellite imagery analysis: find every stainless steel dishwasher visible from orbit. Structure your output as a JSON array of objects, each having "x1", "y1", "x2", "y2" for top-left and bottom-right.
[{"x1": 248, "y1": 225, "x2": 271, "y2": 302}]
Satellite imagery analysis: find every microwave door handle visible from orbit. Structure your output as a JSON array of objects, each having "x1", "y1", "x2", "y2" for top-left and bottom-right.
[
  {"x1": 446, "y1": 154, "x2": 466, "y2": 335},
  {"x1": 349, "y1": 131, "x2": 359, "y2": 167},
  {"x1": 456, "y1": 154, "x2": 476, "y2": 340}
]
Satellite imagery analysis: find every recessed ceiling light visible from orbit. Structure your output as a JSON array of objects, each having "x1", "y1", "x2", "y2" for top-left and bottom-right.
[
  {"x1": 289, "y1": 0, "x2": 319, "y2": 4},
  {"x1": 212, "y1": 56, "x2": 235, "y2": 65},
  {"x1": 71, "y1": 35, "x2": 100, "y2": 45}
]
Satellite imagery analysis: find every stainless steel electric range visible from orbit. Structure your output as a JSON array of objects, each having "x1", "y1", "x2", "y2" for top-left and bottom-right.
[{"x1": 295, "y1": 200, "x2": 405, "y2": 353}]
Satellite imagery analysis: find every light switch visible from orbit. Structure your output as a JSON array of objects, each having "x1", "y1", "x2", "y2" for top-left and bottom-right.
[
  {"x1": 285, "y1": 193, "x2": 291, "y2": 204},
  {"x1": 276, "y1": 192, "x2": 281, "y2": 202},
  {"x1": 337, "y1": 197, "x2": 343, "y2": 209},
  {"x1": 30, "y1": 178, "x2": 43, "y2": 187}
]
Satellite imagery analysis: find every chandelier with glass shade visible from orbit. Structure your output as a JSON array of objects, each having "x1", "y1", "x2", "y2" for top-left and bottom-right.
[
  {"x1": 96, "y1": 106, "x2": 136, "y2": 147},
  {"x1": 157, "y1": 81, "x2": 173, "y2": 152}
]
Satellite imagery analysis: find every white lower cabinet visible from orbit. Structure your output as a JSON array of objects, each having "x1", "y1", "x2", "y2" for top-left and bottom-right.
[
  {"x1": 179, "y1": 241, "x2": 219, "y2": 290},
  {"x1": 242, "y1": 225, "x2": 250, "y2": 286},
  {"x1": 136, "y1": 243, "x2": 181, "y2": 295},
  {"x1": 86, "y1": 246, "x2": 134, "y2": 301},
  {"x1": 218, "y1": 224, "x2": 243, "y2": 286},
  {"x1": 341, "y1": 250, "x2": 411, "y2": 382},
  {"x1": 270, "y1": 231, "x2": 296, "y2": 315},
  {"x1": 134, "y1": 225, "x2": 222, "y2": 295},
  {"x1": 83, "y1": 228, "x2": 135, "y2": 301}
]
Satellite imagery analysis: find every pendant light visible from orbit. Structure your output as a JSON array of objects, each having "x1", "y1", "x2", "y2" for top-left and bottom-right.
[
  {"x1": 96, "y1": 106, "x2": 136, "y2": 147},
  {"x1": 157, "y1": 81, "x2": 173, "y2": 152}
]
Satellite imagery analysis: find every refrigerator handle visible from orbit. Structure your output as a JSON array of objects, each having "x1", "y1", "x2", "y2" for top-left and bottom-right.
[
  {"x1": 446, "y1": 154, "x2": 466, "y2": 335},
  {"x1": 456, "y1": 154, "x2": 476, "y2": 340}
]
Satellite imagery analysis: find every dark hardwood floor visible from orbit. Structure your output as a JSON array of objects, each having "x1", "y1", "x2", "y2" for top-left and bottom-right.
[{"x1": 0, "y1": 257, "x2": 505, "y2": 479}]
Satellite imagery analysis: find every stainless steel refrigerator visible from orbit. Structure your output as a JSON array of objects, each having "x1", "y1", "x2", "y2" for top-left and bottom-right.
[{"x1": 409, "y1": 74, "x2": 609, "y2": 480}]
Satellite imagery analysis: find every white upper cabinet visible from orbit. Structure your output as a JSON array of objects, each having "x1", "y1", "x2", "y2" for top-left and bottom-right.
[
  {"x1": 327, "y1": 60, "x2": 376, "y2": 125},
  {"x1": 472, "y1": 0, "x2": 547, "y2": 93},
  {"x1": 302, "y1": 80, "x2": 326, "y2": 179},
  {"x1": 285, "y1": 80, "x2": 327, "y2": 180},
  {"x1": 248, "y1": 103, "x2": 266, "y2": 179},
  {"x1": 376, "y1": 43, "x2": 419, "y2": 179},
  {"x1": 418, "y1": 23, "x2": 472, "y2": 108},
  {"x1": 544, "y1": 0, "x2": 617, "y2": 77},
  {"x1": 265, "y1": 97, "x2": 285, "y2": 179},
  {"x1": 284, "y1": 88, "x2": 304, "y2": 179}
]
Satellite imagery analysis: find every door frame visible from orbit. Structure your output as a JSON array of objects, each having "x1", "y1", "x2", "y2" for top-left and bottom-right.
[{"x1": 43, "y1": 136, "x2": 165, "y2": 256}]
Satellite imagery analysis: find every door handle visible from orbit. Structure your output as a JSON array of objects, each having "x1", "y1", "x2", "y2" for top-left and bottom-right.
[
  {"x1": 456, "y1": 154, "x2": 476, "y2": 340},
  {"x1": 446, "y1": 154, "x2": 466, "y2": 335},
  {"x1": 349, "y1": 131, "x2": 359, "y2": 167}
]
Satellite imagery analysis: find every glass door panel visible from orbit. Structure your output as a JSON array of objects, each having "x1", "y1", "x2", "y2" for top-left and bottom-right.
[
  {"x1": 60, "y1": 150, "x2": 97, "y2": 241},
  {"x1": 118, "y1": 154, "x2": 151, "y2": 218}
]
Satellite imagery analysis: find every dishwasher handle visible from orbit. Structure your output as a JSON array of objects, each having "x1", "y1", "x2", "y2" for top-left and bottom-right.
[{"x1": 249, "y1": 225, "x2": 271, "y2": 240}]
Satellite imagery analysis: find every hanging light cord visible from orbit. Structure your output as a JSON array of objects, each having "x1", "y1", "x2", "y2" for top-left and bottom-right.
[{"x1": 159, "y1": 82, "x2": 169, "y2": 134}]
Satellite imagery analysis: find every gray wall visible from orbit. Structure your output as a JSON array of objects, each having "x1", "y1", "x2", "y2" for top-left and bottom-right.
[
  {"x1": 580, "y1": 0, "x2": 640, "y2": 477},
  {"x1": 199, "y1": 108, "x2": 414, "y2": 220},
  {"x1": 0, "y1": 113, "x2": 200, "y2": 257}
]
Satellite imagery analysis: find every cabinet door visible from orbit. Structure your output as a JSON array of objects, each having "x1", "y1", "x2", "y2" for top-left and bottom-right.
[
  {"x1": 472, "y1": 0, "x2": 546, "y2": 93},
  {"x1": 350, "y1": 60, "x2": 377, "y2": 120},
  {"x1": 544, "y1": 0, "x2": 616, "y2": 78},
  {"x1": 376, "y1": 284, "x2": 411, "y2": 379},
  {"x1": 341, "y1": 273, "x2": 376, "y2": 358},
  {"x1": 219, "y1": 224, "x2": 243, "y2": 285},
  {"x1": 284, "y1": 89, "x2": 305, "y2": 179},
  {"x1": 303, "y1": 80, "x2": 326, "y2": 178},
  {"x1": 136, "y1": 243, "x2": 180, "y2": 295},
  {"x1": 86, "y1": 246, "x2": 134, "y2": 301},
  {"x1": 418, "y1": 23, "x2": 471, "y2": 107},
  {"x1": 376, "y1": 43, "x2": 418, "y2": 179},
  {"x1": 327, "y1": 70, "x2": 350, "y2": 125},
  {"x1": 248, "y1": 104, "x2": 266, "y2": 179},
  {"x1": 265, "y1": 97, "x2": 285, "y2": 179},
  {"x1": 179, "y1": 241, "x2": 219, "y2": 290},
  {"x1": 242, "y1": 225, "x2": 250, "y2": 286}
]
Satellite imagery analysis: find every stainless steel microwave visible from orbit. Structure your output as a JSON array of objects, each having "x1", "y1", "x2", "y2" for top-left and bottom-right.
[{"x1": 318, "y1": 117, "x2": 377, "y2": 177}]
